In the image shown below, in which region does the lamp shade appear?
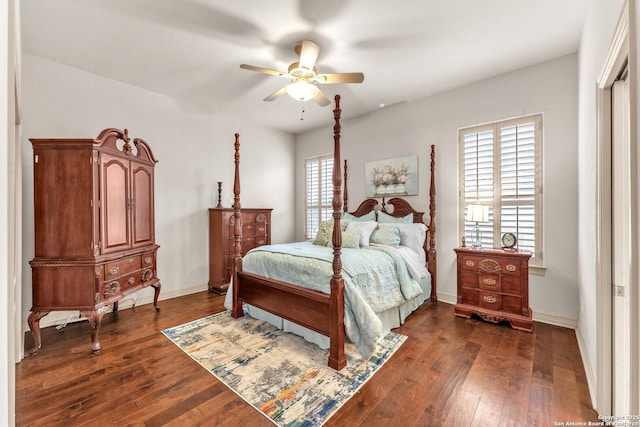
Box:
[286,81,319,101]
[465,204,489,223]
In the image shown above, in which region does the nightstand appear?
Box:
[454,247,533,332]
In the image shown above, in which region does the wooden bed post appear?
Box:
[343,159,348,213]
[329,95,347,370]
[231,133,243,318]
[428,144,437,302]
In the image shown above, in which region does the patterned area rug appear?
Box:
[162,311,406,426]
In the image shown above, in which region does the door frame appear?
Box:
[595,0,640,415]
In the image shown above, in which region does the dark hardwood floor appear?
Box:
[16,291,599,426]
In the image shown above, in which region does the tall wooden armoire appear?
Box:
[29,128,161,354]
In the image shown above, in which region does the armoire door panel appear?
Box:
[132,164,154,247]
[101,154,131,253]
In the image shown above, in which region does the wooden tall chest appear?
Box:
[208,208,272,294]
[29,128,161,354]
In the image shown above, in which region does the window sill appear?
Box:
[529,265,546,276]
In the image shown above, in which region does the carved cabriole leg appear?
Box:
[152,282,161,312]
[81,308,106,353]
[27,311,49,356]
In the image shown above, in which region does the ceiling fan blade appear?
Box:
[240,64,287,77]
[313,89,331,107]
[315,72,365,84]
[263,86,288,102]
[298,40,320,70]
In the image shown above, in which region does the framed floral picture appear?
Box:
[365,155,418,197]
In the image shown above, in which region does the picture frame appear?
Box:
[365,155,418,197]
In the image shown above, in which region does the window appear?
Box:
[305,154,334,239]
[459,114,543,266]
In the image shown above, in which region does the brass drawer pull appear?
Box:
[105,281,120,296]
[109,266,119,275]
[465,260,475,267]
[258,240,265,245]
[258,227,265,232]
[483,295,497,304]
[144,256,153,265]
[484,278,497,286]
[506,264,517,272]
[127,277,136,285]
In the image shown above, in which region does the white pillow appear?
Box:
[379,222,427,263]
[346,220,377,247]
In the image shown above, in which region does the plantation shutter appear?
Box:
[305,155,334,239]
[459,114,543,266]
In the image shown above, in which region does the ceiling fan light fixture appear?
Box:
[286,81,319,101]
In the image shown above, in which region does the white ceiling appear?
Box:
[20,0,588,134]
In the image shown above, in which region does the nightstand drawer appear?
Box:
[479,274,501,291]
[460,271,478,288]
[479,291,502,310]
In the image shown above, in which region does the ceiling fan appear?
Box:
[240,40,365,106]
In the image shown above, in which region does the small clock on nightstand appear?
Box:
[501,232,517,250]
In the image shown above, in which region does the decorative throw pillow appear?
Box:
[313,220,348,246]
[345,220,377,247]
[325,230,361,248]
[370,225,401,247]
[379,223,428,263]
[377,211,414,224]
[343,211,376,222]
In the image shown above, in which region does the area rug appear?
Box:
[162,311,406,426]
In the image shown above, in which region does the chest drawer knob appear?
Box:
[109,266,119,275]
[465,260,475,267]
[144,256,153,265]
[258,240,265,245]
[483,295,497,304]
[258,227,265,232]
[127,277,136,285]
[483,278,497,286]
[506,264,517,272]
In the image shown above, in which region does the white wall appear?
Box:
[576,0,625,409]
[296,54,580,324]
[20,54,296,333]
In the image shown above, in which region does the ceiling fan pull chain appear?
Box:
[300,101,305,121]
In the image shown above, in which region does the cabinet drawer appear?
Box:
[479,291,502,310]
[104,255,141,280]
[461,256,480,271]
[100,271,142,300]
[500,259,522,276]
[478,274,501,292]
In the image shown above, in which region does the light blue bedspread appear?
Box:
[225,241,423,357]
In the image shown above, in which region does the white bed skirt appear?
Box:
[225,276,432,350]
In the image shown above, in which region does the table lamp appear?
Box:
[466,204,489,249]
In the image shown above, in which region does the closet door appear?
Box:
[131,162,155,247]
[100,152,131,253]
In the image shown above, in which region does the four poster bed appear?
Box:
[227,95,437,370]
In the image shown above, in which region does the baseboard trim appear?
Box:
[22,284,209,333]
[436,293,577,329]
[575,324,598,412]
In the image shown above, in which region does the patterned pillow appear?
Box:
[325,230,361,248]
[377,211,414,224]
[313,220,348,246]
[370,225,401,246]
